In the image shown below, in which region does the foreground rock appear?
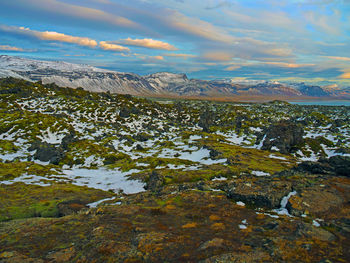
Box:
[226,178,292,208]
[261,120,304,154]
[1,189,348,263]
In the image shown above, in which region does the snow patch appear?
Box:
[251,171,270,177]
[273,191,297,217]
[87,197,116,208]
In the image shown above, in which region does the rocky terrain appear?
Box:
[1,55,350,98]
[0,77,350,262]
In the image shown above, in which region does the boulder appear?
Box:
[61,131,77,150]
[328,155,350,176]
[199,108,215,132]
[261,121,304,154]
[119,107,131,118]
[28,141,65,165]
[286,188,343,217]
[296,161,332,174]
[296,156,350,176]
[226,179,293,208]
[145,170,164,192]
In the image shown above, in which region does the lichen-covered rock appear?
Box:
[328,155,350,177]
[287,188,343,217]
[60,131,77,150]
[261,121,304,154]
[119,106,131,118]
[296,160,332,174]
[145,170,164,192]
[198,108,215,132]
[296,156,350,176]
[226,178,293,208]
[198,238,227,251]
[28,141,65,165]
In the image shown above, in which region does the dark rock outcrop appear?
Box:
[296,156,350,176]
[199,108,215,132]
[328,155,350,176]
[61,131,77,150]
[28,141,65,165]
[145,170,164,192]
[119,107,131,118]
[261,121,304,154]
[226,179,292,208]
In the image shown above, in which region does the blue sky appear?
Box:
[0,0,349,87]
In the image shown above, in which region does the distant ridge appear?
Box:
[1,55,349,98]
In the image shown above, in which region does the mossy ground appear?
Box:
[0,182,114,222]
[0,78,349,262]
[0,190,348,262]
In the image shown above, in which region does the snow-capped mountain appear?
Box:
[0,55,107,73]
[0,55,348,98]
[0,55,159,95]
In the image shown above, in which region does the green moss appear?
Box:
[0,140,18,154]
[0,182,113,221]
[0,161,59,181]
[303,136,334,156]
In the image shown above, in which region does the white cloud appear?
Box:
[120,38,177,50]
[0,25,98,47]
[100,41,130,52]
[324,56,350,61]
[163,53,196,59]
[0,45,25,51]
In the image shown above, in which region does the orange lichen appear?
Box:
[182,222,198,229]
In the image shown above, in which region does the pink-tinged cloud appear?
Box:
[325,56,350,61]
[163,53,196,59]
[0,45,25,51]
[224,65,241,71]
[0,25,97,47]
[8,0,139,30]
[201,51,233,62]
[38,31,97,47]
[152,55,164,60]
[168,11,236,44]
[264,62,315,68]
[120,38,177,51]
[100,41,130,52]
[133,54,164,61]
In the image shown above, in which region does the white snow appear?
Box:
[271,146,279,151]
[256,212,279,219]
[0,174,64,187]
[62,168,145,194]
[269,154,287,161]
[249,127,262,132]
[312,220,320,227]
[239,219,248,229]
[273,191,297,217]
[188,135,201,142]
[158,146,226,165]
[236,201,245,206]
[0,151,24,161]
[87,197,116,208]
[176,147,226,165]
[253,135,266,149]
[218,131,246,145]
[251,171,270,177]
[212,176,227,181]
[37,127,67,144]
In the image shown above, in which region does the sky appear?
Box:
[0,0,350,87]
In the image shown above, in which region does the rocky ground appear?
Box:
[0,78,349,262]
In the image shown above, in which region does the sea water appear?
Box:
[290,100,350,106]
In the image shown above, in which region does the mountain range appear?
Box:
[1,55,349,98]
